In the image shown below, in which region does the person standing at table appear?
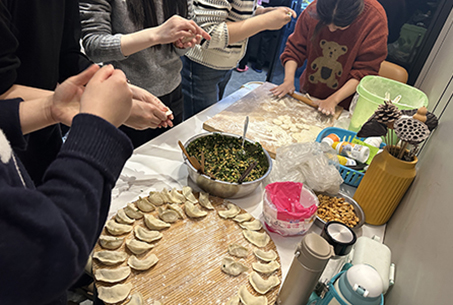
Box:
[0,0,179,185]
[79,0,210,148]
[181,0,296,120]
[0,64,134,305]
[271,0,388,115]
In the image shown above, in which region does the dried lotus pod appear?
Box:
[374,100,402,125]
[401,107,438,131]
[394,117,430,145]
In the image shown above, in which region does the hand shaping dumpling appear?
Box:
[228,243,249,258]
[253,249,278,262]
[128,253,159,271]
[184,201,208,218]
[157,207,180,223]
[99,235,124,250]
[249,271,280,294]
[105,219,133,236]
[134,226,163,243]
[233,212,253,223]
[126,238,154,255]
[239,219,262,231]
[221,257,248,276]
[218,203,241,219]
[135,196,155,213]
[115,208,135,225]
[124,202,144,219]
[198,192,214,210]
[182,186,198,203]
[93,250,128,266]
[94,266,131,283]
[144,214,171,230]
[243,230,270,248]
[252,260,280,274]
[238,285,268,305]
[148,191,164,206]
[98,283,132,304]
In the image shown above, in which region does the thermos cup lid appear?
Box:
[297,233,334,270]
[321,221,357,256]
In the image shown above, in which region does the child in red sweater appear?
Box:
[271,0,388,115]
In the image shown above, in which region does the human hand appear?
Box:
[155,15,210,46]
[51,64,100,126]
[270,79,295,98]
[263,7,296,31]
[315,98,338,116]
[80,65,133,127]
[174,33,203,49]
[128,84,173,128]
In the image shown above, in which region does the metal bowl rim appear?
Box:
[182,131,273,185]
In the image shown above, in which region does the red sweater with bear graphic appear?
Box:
[281,0,388,109]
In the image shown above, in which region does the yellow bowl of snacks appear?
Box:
[183,132,272,199]
[315,191,365,231]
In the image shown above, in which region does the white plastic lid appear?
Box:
[364,137,382,148]
[346,264,384,298]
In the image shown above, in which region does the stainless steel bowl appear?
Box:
[183,132,273,199]
[314,191,365,231]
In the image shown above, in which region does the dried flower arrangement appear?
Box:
[356,100,438,161]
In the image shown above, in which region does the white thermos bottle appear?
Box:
[277,233,334,305]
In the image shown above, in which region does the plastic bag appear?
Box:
[264,142,343,194]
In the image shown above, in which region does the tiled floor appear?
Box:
[223,65,268,98]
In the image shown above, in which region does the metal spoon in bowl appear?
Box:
[241,116,249,154]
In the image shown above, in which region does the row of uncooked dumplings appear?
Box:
[219,209,281,305]
[94,186,210,304]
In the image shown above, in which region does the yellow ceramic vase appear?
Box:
[353,146,418,225]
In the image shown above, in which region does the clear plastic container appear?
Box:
[262,184,319,236]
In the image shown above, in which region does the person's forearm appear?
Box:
[328,78,360,105]
[227,15,269,44]
[120,28,160,57]
[18,95,56,135]
[0,84,52,101]
[284,60,298,83]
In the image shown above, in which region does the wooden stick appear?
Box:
[398,142,409,159]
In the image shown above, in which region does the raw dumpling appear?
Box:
[144,214,171,230]
[184,201,208,218]
[115,208,135,225]
[125,293,144,305]
[249,271,280,294]
[128,253,159,271]
[170,188,185,204]
[93,250,128,266]
[105,219,133,236]
[228,243,248,258]
[167,203,185,218]
[98,283,132,304]
[238,285,268,305]
[243,230,270,248]
[226,295,240,305]
[135,196,155,213]
[221,257,248,276]
[252,260,280,274]
[99,235,124,250]
[94,266,131,283]
[134,226,163,243]
[148,192,164,206]
[239,219,262,231]
[198,192,214,210]
[233,213,253,223]
[218,203,241,219]
[254,249,278,262]
[157,207,179,223]
[124,202,144,219]
[159,188,173,203]
[182,186,198,203]
[126,238,154,255]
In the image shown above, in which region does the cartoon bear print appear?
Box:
[309,40,348,89]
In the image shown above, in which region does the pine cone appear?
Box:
[374,100,402,125]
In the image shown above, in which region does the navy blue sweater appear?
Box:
[0,99,133,304]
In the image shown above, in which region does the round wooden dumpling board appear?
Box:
[92,193,282,304]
